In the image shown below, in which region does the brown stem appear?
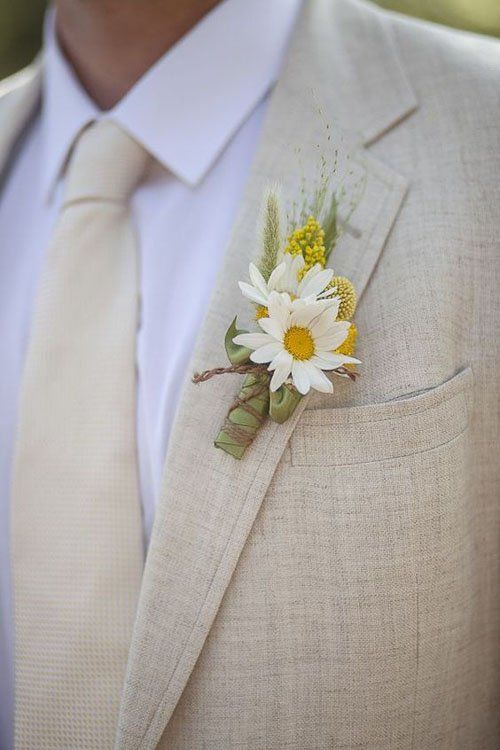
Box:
[192,363,268,384]
[335,367,358,381]
[193,363,359,384]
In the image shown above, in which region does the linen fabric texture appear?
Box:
[0,0,498,747]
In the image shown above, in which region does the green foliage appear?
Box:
[322,193,338,261]
[0,0,46,79]
[269,384,302,424]
[375,0,500,38]
[224,317,251,366]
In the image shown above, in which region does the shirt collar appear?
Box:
[41,0,302,199]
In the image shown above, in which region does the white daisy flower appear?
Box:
[238,255,337,308]
[233,292,360,395]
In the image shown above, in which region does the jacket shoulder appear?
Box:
[0,59,41,143]
[386,6,500,93]
[377,3,500,157]
[0,60,41,174]
[0,60,40,102]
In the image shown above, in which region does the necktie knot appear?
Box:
[62,120,150,206]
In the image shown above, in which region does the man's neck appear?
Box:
[55,0,223,110]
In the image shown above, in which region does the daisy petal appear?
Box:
[267,291,291,329]
[258,315,285,340]
[297,263,322,289]
[314,333,348,351]
[317,287,339,299]
[248,263,269,297]
[270,369,287,392]
[308,306,338,337]
[299,267,334,298]
[290,301,326,329]
[233,332,272,349]
[238,282,268,307]
[337,355,361,365]
[302,361,333,393]
[291,254,306,271]
[269,350,293,391]
[315,323,351,351]
[310,358,337,371]
[312,352,360,369]
[280,255,304,294]
[291,360,311,395]
[268,349,293,371]
[313,294,340,318]
[250,342,283,363]
[268,262,286,290]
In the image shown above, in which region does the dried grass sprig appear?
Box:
[258,187,282,281]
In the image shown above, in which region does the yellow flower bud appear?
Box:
[284,216,327,279]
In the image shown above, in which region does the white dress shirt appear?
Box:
[0,1,301,746]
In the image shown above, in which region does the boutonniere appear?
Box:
[193,175,360,459]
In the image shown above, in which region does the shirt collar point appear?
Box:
[167,162,206,189]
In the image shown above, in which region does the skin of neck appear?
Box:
[55,0,222,110]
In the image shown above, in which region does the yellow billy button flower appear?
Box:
[328,276,357,321]
[284,216,326,278]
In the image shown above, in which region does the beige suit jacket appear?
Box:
[1,0,499,747]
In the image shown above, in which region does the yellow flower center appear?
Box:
[255,305,269,320]
[283,326,315,361]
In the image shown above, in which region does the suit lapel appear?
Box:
[116,2,417,748]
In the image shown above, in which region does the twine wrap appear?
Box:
[214,373,270,459]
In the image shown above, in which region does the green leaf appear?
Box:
[224,317,251,365]
[268,383,302,424]
[322,191,338,261]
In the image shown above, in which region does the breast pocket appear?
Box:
[290,366,473,468]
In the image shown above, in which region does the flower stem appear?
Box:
[192,363,268,384]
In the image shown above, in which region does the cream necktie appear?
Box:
[11,120,149,749]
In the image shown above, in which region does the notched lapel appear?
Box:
[115,2,416,748]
